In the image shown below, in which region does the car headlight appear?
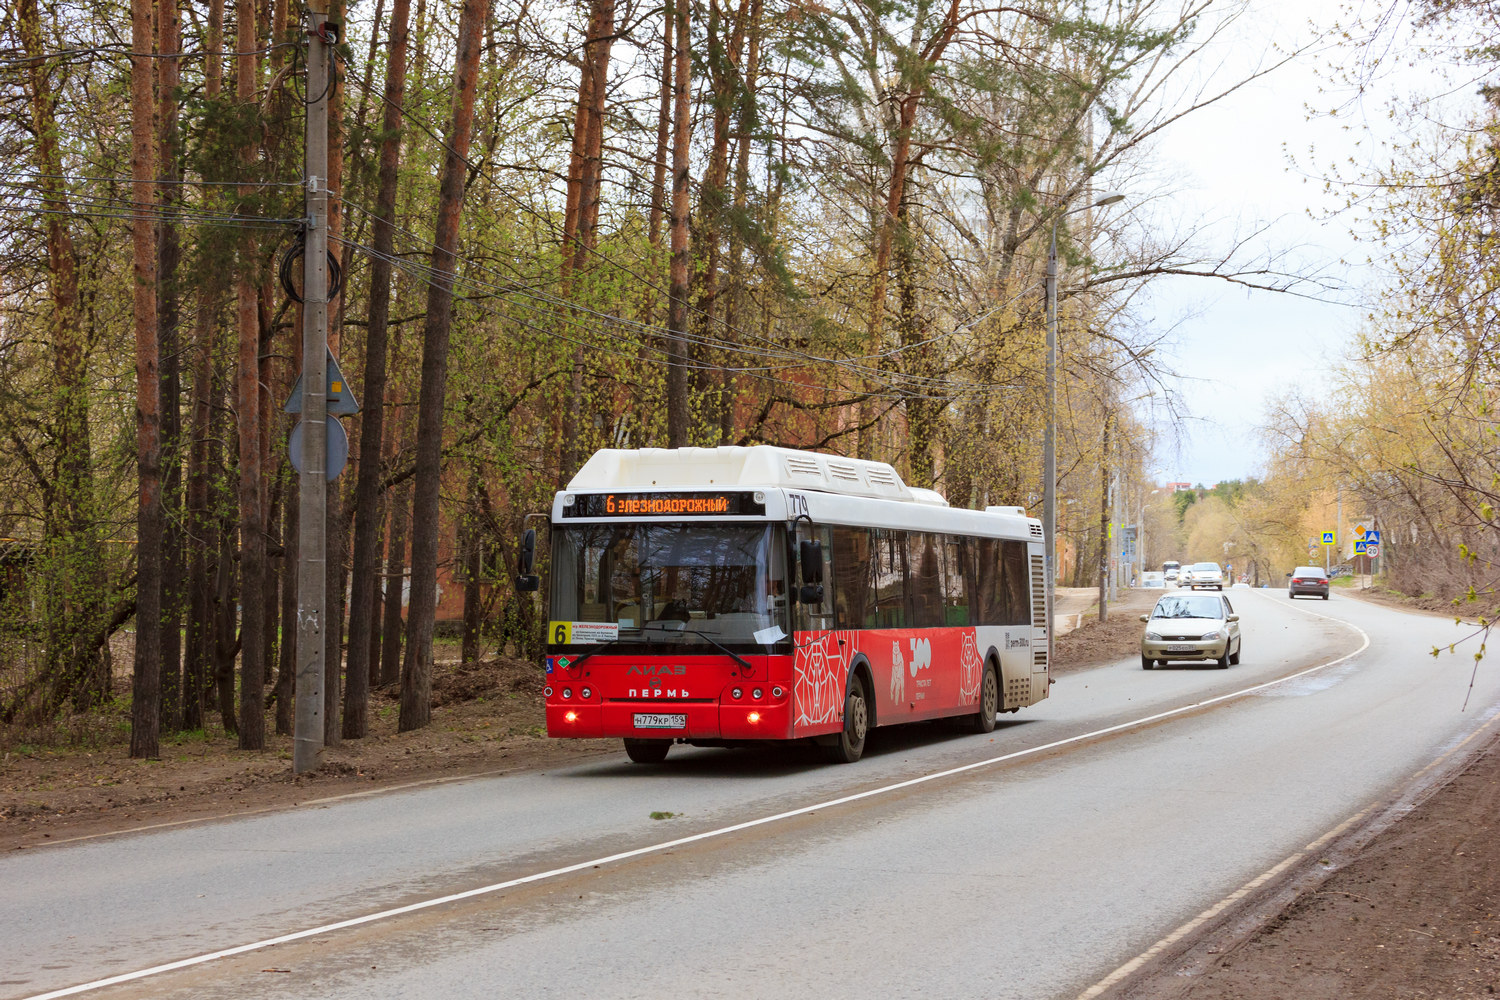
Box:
[1200,630,1222,641]
[1144,631,1162,641]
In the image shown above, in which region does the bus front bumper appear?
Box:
[545,698,793,740]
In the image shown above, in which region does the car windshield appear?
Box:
[550,523,788,647]
[1293,567,1326,577]
[1191,563,1220,572]
[1152,595,1225,620]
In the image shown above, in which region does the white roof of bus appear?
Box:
[564,446,1041,540]
[568,446,948,505]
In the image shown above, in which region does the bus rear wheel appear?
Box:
[968,663,999,733]
[623,738,671,764]
[823,673,868,764]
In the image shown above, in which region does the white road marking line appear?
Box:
[24,608,1374,1000]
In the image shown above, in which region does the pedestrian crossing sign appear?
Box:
[1321,531,1335,545]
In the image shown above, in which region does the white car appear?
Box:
[1140,591,1242,669]
[1183,561,1225,590]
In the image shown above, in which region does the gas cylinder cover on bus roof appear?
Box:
[567,446,921,502]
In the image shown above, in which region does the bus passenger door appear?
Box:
[793,523,834,634]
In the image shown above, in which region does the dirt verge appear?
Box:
[1054,588,1159,675]
[1106,727,1500,1000]
[0,656,615,852]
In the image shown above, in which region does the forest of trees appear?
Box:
[0,0,1310,758]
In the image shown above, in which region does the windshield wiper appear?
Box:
[564,628,651,670]
[647,621,755,672]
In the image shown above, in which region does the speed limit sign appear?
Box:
[1367,542,1380,559]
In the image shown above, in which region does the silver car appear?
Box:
[1184,561,1225,590]
[1140,592,1242,669]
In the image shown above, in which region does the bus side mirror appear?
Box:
[799,584,824,605]
[799,539,824,585]
[516,528,539,591]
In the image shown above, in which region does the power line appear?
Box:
[0,43,292,73]
[0,189,304,230]
[338,195,1031,394]
[330,231,1027,401]
[0,173,305,189]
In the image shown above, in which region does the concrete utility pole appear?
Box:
[294,11,332,774]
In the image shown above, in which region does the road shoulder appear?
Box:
[1092,720,1500,1000]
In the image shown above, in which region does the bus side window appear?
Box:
[874,529,907,629]
[975,538,1002,625]
[833,526,872,629]
[1001,540,1029,625]
[909,532,943,627]
[943,537,969,626]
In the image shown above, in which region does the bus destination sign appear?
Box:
[564,491,766,518]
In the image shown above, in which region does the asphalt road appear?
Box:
[7,589,1500,1000]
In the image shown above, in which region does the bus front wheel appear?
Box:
[967,663,999,733]
[623,738,671,764]
[824,673,869,764]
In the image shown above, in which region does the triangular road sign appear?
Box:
[284,348,360,415]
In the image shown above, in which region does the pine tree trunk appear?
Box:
[157,0,184,732]
[235,0,265,750]
[343,0,411,738]
[128,0,162,759]
[719,0,761,444]
[647,1,673,251]
[665,0,692,447]
[400,0,489,732]
[558,0,615,479]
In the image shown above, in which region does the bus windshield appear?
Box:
[550,523,788,648]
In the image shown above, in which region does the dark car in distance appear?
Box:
[1288,566,1330,599]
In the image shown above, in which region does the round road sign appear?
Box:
[288,417,350,481]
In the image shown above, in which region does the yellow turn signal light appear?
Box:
[747,711,761,724]
[564,710,578,723]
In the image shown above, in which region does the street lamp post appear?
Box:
[1044,191,1124,647]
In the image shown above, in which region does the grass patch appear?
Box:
[649,811,677,820]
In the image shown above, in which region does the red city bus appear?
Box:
[531,446,1050,764]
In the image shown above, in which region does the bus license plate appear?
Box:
[1166,644,1196,652]
[634,713,685,730]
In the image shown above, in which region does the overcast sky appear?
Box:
[1131,0,1455,487]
